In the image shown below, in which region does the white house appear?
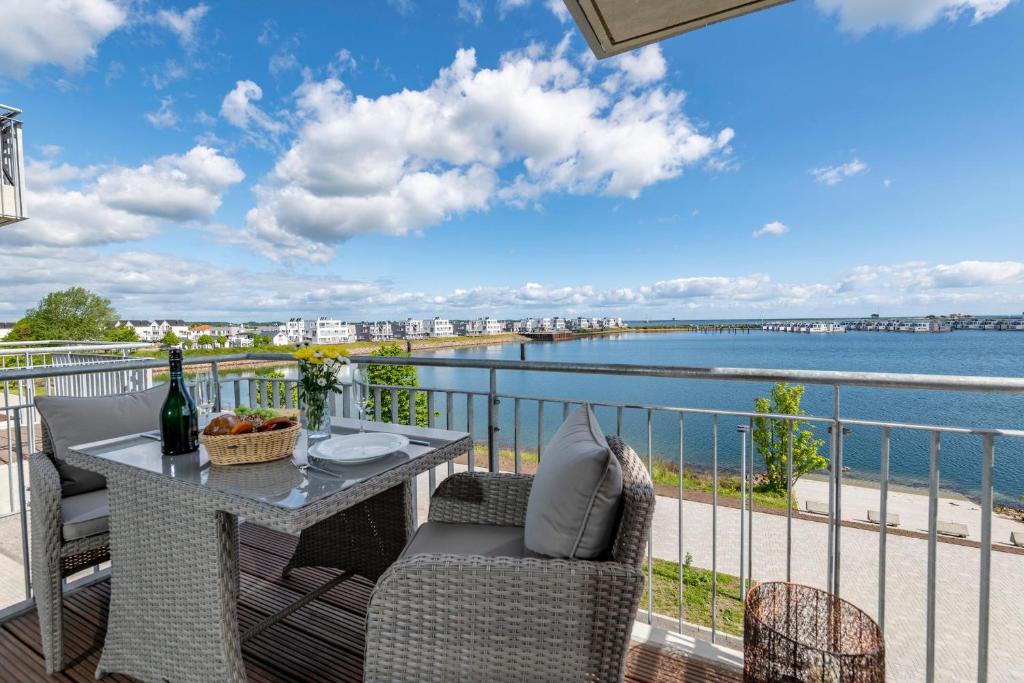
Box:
[467,317,503,336]
[428,317,455,338]
[0,321,15,340]
[119,320,159,341]
[552,317,566,331]
[404,319,427,339]
[282,318,305,345]
[573,317,591,330]
[304,317,356,344]
[271,331,291,346]
[156,320,190,340]
[602,317,625,328]
[365,321,394,342]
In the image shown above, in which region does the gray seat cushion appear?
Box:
[524,405,622,559]
[401,522,544,559]
[61,489,108,541]
[36,385,168,497]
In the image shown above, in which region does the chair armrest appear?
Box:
[29,453,63,539]
[428,471,533,527]
[366,553,644,682]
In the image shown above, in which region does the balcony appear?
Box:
[0,104,26,227]
[1,344,1022,680]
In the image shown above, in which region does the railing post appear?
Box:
[211,361,221,412]
[978,434,995,683]
[737,423,748,599]
[488,369,499,472]
[13,409,31,599]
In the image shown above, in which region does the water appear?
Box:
[407,330,1024,505]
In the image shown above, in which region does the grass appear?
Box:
[469,444,794,511]
[641,556,750,637]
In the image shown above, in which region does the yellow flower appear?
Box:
[293,345,350,364]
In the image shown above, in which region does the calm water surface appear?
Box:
[410,331,1024,505]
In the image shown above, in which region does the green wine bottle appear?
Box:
[160,348,199,455]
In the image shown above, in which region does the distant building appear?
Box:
[271,331,291,346]
[428,317,455,338]
[119,319,159,341]
[282,318,305,345]
[602,317,624,329]
[573,317,591,330]
[552,317,566,331]
[156,320,190,340]
[0,321,15,340]
[404,318,427,339]
[361,321,394,342]
[467,317,503,336]
[304,317,356,344]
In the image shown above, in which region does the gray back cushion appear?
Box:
[524,405,623,559]
[36,385,169,497]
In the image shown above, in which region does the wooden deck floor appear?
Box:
[0,523,741,682]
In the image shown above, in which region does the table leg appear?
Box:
[283,480,415,582]
[98,472,245,683]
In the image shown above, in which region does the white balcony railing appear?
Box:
[2,351,1022,681]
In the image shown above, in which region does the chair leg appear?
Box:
[33,557,64,674]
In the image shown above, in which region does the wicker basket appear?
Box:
[200,423,301,466]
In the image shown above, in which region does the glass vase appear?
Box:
[301,387,332,444]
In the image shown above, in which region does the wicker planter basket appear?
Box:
[744,582,884,683]
[199,423,301,466]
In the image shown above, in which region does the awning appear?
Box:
[563,0,791,58]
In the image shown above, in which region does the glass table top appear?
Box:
[69,418,470,511]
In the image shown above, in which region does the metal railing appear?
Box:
[0,352,1022,681]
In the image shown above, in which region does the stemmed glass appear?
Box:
[191,370,216,417]
[353,366,371,433]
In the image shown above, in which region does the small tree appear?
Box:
[160,330,180,346]
[366,343,428,426]
[104,324,139,342]
[9,287,120,341]
[753,383,827,491]
[197,334,215,348]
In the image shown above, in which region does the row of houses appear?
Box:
[111,314,630,348]
[118,320,258,347]
[841,317,1024,332]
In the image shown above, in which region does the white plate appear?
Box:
[308,432,410,465]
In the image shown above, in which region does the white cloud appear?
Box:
[815,0,1014,34]
[96,146,245,221]
[546,0,571,22]
[753,221,789,238]
[0,0,125,77]
[2,248,1022,320]
[6,147,243,247]
[811,158,867,185]
[269,51,300,75]
[387,0,416,16]
[240,43,731,262]
[145,96,178,128]
[220,80,286,135]
[458,0,484,24]
[612,46,667,86]
[155,3,209,51]
[497,0,572,22]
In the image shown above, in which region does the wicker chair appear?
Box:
[30,423,114,674]
[364,435,656,682]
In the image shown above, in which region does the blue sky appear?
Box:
[1,0,1022,321]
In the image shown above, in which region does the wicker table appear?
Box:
[65,418,471,683]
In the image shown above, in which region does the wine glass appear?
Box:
[192,370,216,417]
[353,366,370,432]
